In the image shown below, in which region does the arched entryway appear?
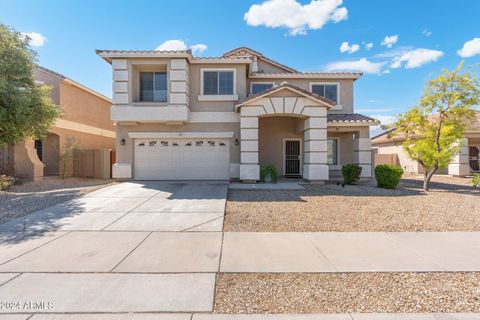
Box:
[259,116,306,178]
[236,82,333,182]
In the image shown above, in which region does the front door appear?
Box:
[284,139,302,176]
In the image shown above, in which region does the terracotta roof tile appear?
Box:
[327,113,379,123]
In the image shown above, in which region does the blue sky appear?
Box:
[1,0,479,130]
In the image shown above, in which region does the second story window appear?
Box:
[251,83,274,94]
[311,83,338,104]
[203,70,234,95]
[140,72,167,102]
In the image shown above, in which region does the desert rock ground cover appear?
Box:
[214,272,480,313]
[225,175,479,232]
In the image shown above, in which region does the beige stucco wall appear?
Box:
[115,122,240,165]
[327,132,354,166]
[188,63,248,112]
[258,116,304,174]
[256,59,288,73]
[59,82,114,131]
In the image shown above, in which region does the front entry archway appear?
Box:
[236,82,334,182]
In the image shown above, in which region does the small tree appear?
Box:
[0,24,59,147]
[389,63,479,191]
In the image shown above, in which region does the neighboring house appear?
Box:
[372,112,480,176]
[97,47,378,182]
[0,66,116,180]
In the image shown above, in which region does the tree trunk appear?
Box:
[423,167,438,191]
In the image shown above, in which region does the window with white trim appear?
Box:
[311,84,338,104]
[203,71,234,95]
[251,83,274,94]
[140,72,167,102]
[327,139,338,165]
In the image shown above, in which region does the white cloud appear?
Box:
[339,42,359,54]
[369,114,396,135]
[20,32,47,47]
[422,29,432,37]
[155,40,208,55]
[244,0,348,36]
[371,114,396,126]
[189,44,208,55]
[457,38,480,58]
[365,42,373,50]
[381,35,398,48]
[156,40,188,51]
[390,48,444,69]
[325,58,386,74]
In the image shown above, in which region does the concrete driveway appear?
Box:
[0,181,227,314]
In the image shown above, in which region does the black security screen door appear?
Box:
[285,140,301,176]
[470,146,479,172]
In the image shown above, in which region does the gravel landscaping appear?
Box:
[0,177,115,224]
[214,273,480,313]
[225,175,479,232]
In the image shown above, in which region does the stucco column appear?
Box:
[13,140,44,181]
[354,127,372,178]
[239,107,262,181]
[303,107,328,182]
[448,138,470,176]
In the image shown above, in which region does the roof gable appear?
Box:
[223,47,297,73]
[236,81,334,109]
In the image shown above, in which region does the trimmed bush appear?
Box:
[342,164,362,185]
[472,173,480,188]
[260,165,278,183]
[375,165,403,189]
[0,175,14,191]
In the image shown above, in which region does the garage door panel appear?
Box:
[134,138,230,180]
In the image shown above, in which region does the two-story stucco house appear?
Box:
[97,47,378,182]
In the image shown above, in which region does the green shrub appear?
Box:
[472,173,480,188]
[260,165,278,183]
[375,165,403,189]
[0,175,15,191]
[342,164,362,184]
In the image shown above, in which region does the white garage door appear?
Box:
[134,138,230,180]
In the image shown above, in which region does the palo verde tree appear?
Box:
[389,62,479,191]
[0,24,59,147]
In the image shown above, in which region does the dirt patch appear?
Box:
[0,177,115,223]
[225,176,479,232]
[214,273,480,313]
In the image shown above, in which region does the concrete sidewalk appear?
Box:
[221,232,480,272]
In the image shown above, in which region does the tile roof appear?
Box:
[327,113,379,124]
[223,47,298,73]
[95,49,192,54]
[237,81,336,108]
[36,65,66,79]
[250,71,363,79]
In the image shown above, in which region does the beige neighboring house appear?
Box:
[0,66,116,180]
[97,47,379,182]
[372,112,480,176]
